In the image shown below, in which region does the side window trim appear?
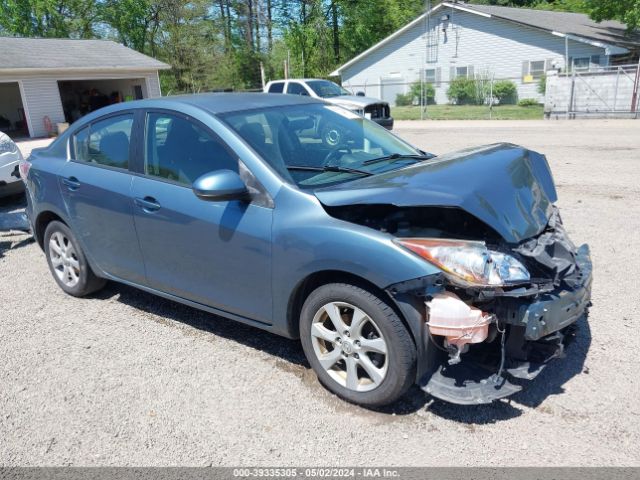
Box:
[70,111,137,173]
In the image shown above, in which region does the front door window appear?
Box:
[144,113,238,186]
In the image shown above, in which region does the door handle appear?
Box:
[62,176,81,190]
[134,196,161,212]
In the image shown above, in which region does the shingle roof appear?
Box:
[468,4,640,49]
[0,37,170,71]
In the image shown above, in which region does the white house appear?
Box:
[330,2,639,105]
[0,37,170,138]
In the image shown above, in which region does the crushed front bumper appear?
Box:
[417,244,593,405]
[495,244,592,341]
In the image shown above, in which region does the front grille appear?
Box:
[364,103,389,119]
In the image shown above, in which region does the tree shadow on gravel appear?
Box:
[95,282,591,422]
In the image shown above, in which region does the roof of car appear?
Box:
[171,92,323,113]
[267,78,329,84]
[78,93,324,123]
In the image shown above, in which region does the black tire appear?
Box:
[43,220,106,297]
[300,283,416,407]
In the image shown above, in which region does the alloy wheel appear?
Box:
[310,301,388,392]
[48,231,80,288]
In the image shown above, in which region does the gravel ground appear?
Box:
[1,119,639,466]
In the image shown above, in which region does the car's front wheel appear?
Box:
[300,283,416,407]
[44,220,106,297]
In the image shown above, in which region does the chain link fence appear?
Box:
[342,74,545,119]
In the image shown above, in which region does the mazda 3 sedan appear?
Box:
[22,93,592,406]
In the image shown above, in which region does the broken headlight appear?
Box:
[394,238,530,287]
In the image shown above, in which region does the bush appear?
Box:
[492,80,518,105]
[447,77,477,105]
[395,93,413,106]
[409,81,436,105]
[538,74,547,96]
[518,98,540,107]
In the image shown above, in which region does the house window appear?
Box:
[529,61,546,79]
[450,65,473,81]
[455,66,468,78]
[572,57,591,72]
[523,60,547,82]
[424,68,437,84]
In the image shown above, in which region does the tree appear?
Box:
[0,0,99,38]
[585,0,640,32]
[470,0,590,12]
[101,0,159,52]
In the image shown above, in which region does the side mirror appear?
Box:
[192,170,248,201]
[356,91,365,97]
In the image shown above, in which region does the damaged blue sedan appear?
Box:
[22,93,592,406]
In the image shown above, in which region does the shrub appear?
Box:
[538,74,547,96]
[492,80,518,104]
[518,98,540,107]
[447,77,477,105]
[409,81,436,105]
[395,93,413,106]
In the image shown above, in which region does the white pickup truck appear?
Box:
[264,79,394,130]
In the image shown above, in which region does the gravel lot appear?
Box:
[1,119,639,466]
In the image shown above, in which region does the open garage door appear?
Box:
[0,82,29,138]
[58,78,147,123]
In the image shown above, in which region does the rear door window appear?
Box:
[286,82,309,96]
[73,114,134,170]
[268,82,285,93]
[144,112,238,186]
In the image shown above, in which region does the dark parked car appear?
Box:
[22,93,592,406]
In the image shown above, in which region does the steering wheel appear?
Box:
[322,146,352,167]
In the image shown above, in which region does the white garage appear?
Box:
[0,37,170,138]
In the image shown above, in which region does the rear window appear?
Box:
[73,114,133,170]
[268,82,285,93]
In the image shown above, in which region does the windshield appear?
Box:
[306,80,351,98]
[220,103,424,189]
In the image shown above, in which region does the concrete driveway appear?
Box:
[1,120,638,466]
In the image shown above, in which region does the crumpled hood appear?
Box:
[315,143,558,244]
[325,95,387,108]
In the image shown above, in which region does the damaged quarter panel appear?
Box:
[314,143,558,244]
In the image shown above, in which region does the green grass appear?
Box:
[392,104,544,121]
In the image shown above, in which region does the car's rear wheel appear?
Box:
[44,220,106,296]
[300,283,416,407]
